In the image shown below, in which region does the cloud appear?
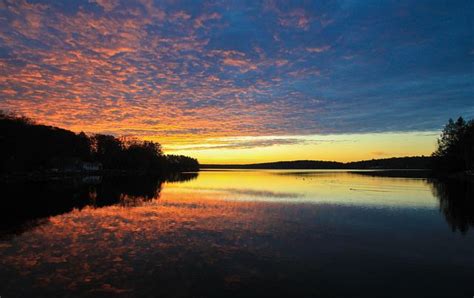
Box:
[194,12,221,29]
[276,8,311,30]
[164,136,348,151]
[371,151,388,156]
[168,138,305,151]
[89,0,120,12]
[222,57,257,73]
[306,45,331,53]
[0,0,472,152]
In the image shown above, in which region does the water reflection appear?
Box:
[428,178,474,234]
[90,175,165,207]
[0,173,198,234]
[2,171,474,237]
[349,171,474,234]
[0,171,474,297]
[166,170,437,207]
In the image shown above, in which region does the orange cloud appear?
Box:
[306,45,331,53]
[222,58,257,73]
[0,1,330,154]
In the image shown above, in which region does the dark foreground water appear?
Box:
[0,170,473,297]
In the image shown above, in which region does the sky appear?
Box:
[0,0,473,163]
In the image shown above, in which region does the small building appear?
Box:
[82,162,103,172]
[48,158,103,173]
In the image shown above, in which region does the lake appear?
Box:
[1,170,473,297]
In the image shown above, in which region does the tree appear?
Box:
[433,117,474,172]
[76,132,92,161]
[91,134,124,169]
[1,111,199,174]
[122,140,164,171]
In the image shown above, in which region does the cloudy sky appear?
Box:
[0,0,472,163]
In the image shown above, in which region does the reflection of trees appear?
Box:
[91,175,163,207]
[428,178,474,234]
[1,179,91,228]
[1,172,199,233]
[165,172,198,183]
[89,172,198,207]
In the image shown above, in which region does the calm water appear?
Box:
[1,170,473,297]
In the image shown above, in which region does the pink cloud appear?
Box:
[306,45,331,53]
[89,0,120,12]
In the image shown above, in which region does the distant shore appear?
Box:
[200,157,474,180]
[200,156,432,170]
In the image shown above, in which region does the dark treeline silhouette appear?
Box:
[0,172,198,235]
[432,117,474,172]
[203,116,474,172]
[202,156,432,170]
[0,111,199,174]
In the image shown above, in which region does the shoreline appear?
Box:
[0,169,199,183]
[2,168,473,182]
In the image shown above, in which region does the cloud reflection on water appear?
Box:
[0,170,474,297]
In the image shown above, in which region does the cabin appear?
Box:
[49,158,103,173]
[82,162,102,172]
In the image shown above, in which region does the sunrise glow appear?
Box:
[0,1,472,163]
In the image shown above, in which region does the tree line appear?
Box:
[0,111,199,174]
[1,110,472,174]
[204,117,473,173]
[201,157,432,170]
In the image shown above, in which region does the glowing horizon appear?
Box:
[0,1,472,163]
[159,132,438,164]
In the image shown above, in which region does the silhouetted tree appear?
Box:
[165,154,199,171]
[122,139,164,171]
[1,111,90,172]
[433,117,474,172]
[76,132,93,161]
[0,111,199,174]
[91,134,124,169]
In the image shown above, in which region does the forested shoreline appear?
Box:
[201,156,432,170]
[0,111,199,175]
[203,117,473,174]
[2,111,472,176]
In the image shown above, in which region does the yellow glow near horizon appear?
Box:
[163,131,439,164]
[162,170,437,208]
